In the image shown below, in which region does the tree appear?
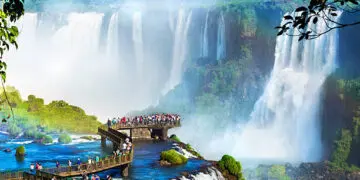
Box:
[0,0,24,121]
[276,0,360,41]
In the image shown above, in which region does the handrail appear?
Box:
[110,121,181,130]
[98,128,123,145]
[0,147,134,179]
[41,151,133,176]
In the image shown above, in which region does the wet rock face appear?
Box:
[246,162,360,180]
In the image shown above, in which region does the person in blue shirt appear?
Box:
[77,158,81,171]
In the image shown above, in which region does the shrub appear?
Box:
[16,146,25,156]
[218,155,244,180]
[42,135,53,144]
[331,129,352,168]
[58,134,72,144]
[160,149,188,165]
[268,165,291,180]
[169,134,181,142]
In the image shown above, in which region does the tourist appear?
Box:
[82,171,88,180]
[122,142,127,153]
[127,140,132,153]
[95,175,100,180]
[35,162,39,170]
[107,119,111,128]
[56,161,60,173]
[68,160,72,172]
[39,164,43,170]
[77,158,81,171]
[95,156,100,167]
[30,163,34,173]
[87,157,92,170]
[116,148,120,157]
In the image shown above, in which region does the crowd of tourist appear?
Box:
[107,113,181,128]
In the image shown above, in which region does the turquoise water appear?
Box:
[0,134,207,179]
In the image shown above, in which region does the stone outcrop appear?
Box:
[132,128,151,140]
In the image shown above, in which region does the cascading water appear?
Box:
[216,12,225,61]
[229,12,342,162]
[201,10,209,57]
[162,9,193,94]
[132,11,144,77]
[6,8,193,121]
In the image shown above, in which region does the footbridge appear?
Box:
[107,121,181,141]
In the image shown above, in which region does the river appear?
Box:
[0,134,207,179]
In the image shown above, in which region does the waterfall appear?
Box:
[201,10,209,57]
[132,11,144,77]
[231,12,342,162]
[5,10,191,121]
[106,12,120,62]
[216,12,225,61]
[162,9,193,94]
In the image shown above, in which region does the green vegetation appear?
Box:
[169,134,203,159]
[42,135,53,144]
[169,134,181,143]
[217,155,244,180]
[268,165,291,180]
[160,149,188,165]
[15,146,25,156]
[327,77,360,171]
[0,86,101,139]
[58,134,72,144]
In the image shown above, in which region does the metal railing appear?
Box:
[0,170,26,179]
[41,152,133,176]
[109,121,181,130]
[98,127,123,145]
[0,149,133,179]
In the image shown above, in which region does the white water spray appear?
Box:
[162,9,193,94]
[216,12,225,61]
[132,11,144,77]
[230,12,342,162]
[201,10,209,57]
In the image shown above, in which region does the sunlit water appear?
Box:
[0,134,207,179]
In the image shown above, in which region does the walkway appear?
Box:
[0,127,134,180]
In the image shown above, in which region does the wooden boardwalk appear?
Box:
[0,127,134,180]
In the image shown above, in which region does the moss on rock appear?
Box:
[42,135,53,144]
[218,155,244,180]
[58,134,72,144]
[170,134,181,142]
[160,149,188,165]
[15,146,25,156]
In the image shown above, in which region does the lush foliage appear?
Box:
[218,155,244,180]
[42,135,53,144]
[160,149,188,165]
[169,134,181,143]
[268,165,291,180]
[0,0,24,83]
[327,77,360,170]
[58,134,72,144]
[1,86,101,138]
[15,145,25,156]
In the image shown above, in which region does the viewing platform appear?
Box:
[0,152,133,179]
[103,121,181,141]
